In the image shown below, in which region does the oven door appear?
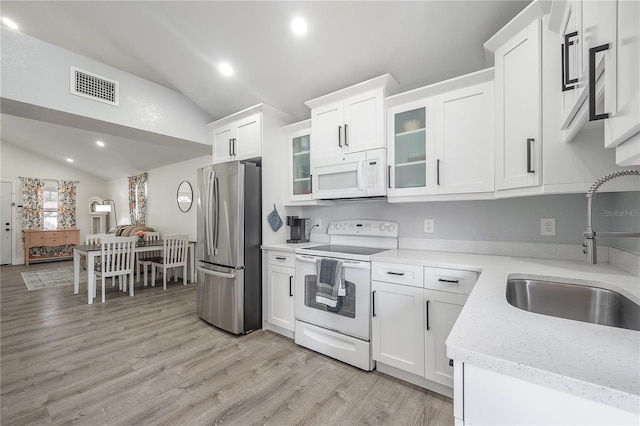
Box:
[294,254,371,340]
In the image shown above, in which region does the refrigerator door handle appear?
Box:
[197,265,236,279]
[212,173,220,256]
[205,170,215,256]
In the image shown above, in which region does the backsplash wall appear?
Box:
[301,192,639,253]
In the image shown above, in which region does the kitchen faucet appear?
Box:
[583,169,640,264]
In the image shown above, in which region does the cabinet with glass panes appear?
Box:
[388,101,430,196]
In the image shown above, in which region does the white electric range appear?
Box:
[294,219,399,370]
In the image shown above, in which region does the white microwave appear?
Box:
[312,148,386,199]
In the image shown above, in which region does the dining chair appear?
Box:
[149,234,189,289]
[80,233,112,270]
[135,231,161,285]
[94,236,136,303]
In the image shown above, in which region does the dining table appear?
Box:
[73,240,197,304]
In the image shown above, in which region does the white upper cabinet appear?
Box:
[211,112,262,163]
[386,69,495,201]
[549,0,639,165]
[494,19,542,191]
[434,81,494,195]
[306,74,399,164]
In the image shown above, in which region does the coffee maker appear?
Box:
[287,216,310,243]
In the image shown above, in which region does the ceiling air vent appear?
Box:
[70,66,119,106]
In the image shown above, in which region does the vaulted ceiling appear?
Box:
[0,1,531,179]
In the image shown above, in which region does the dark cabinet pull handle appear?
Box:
[229,139,232,156]
[310,174,313,193]
[232,138,237,156]
[563,31,579,90]
[338,125,343,147]
[387,271,405,276]
[289,276,293,297]
[589,43,610,122]
[344,124,349,146]
[438,278,460,284]
[388,165,392,189]
[436,159,441,185]
[527,138,535,174]
[426,300,430,331]
[275,256,287,261]
[372,290,377,317]
[449,359,454,367]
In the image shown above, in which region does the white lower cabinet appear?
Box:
[265,250,295,335]
[372,262,475,394]
[459,363,638,425]
[372,280,425,376]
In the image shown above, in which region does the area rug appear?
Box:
[21,266,86,291]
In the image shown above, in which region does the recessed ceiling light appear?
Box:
[1,17,19,30]
[66,158,74,163]
[219,62,233,77]
[291,17,307,36]
[96,141,105,147]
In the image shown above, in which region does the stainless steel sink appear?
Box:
[506,277,640,331]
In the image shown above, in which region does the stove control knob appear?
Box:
[335,223,341,230]
[379,224,387,231]
[387,224,396,232]
[329,223,335,230]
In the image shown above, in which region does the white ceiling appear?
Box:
[0,0,530,180]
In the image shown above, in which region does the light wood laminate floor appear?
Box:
[1,261,453,425]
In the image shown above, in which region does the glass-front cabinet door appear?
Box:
[388,100,432,196]
[284,120,314,203]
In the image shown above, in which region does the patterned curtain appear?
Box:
[20,177,44,229]
[128,172,148,225]
[57,180,77,229]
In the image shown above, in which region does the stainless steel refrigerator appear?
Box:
[196,161,261,334]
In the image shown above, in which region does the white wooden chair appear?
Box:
[149,234,189,289]
[94,236,136,302]
[135,231,161,285]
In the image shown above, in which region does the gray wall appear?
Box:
[302,192,640,252]
[610,191,640,252]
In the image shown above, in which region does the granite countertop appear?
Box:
[371,249,640,414]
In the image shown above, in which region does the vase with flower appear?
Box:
[135,230,146,244]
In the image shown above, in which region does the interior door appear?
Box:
[0,182,12,265]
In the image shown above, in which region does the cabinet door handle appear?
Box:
[232,138,237,156]
[289,276,293,297]
[338,125,343,147]
[372,290,377,317]
[387,271,405,276]
[438,278,460,284]
[275,256,287,261]
[344,124,349,146]
[436,159,441,185]
[310,174,313,193]
[229,138,232,156]
[563,31,579,90]
[426,300,430,331]
[449,359,454,367]
[387,165,392,189]
[526,138,535,174]
[589,43,610,122]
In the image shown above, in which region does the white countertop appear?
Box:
[371,249,640,414]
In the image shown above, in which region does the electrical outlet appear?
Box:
[424,219,434,233]
[541,218,556,236]
[315,219,322,231]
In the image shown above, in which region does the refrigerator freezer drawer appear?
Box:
[196,264,245,334]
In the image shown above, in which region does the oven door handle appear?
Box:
[295,254,371,270]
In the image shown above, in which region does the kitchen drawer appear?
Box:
[424,266,477,295]
[372,262,424,287]
[267,250,295,268]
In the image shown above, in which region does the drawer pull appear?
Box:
[438,278,460,284]
[449,359,454,367]
[372,290,377,317]
[274,256,287,261]
[426,300,430,331]
[289,276,293,297]
[387,271,405,276]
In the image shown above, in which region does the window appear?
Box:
[43,180,58,230]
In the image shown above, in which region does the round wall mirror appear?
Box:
[177,181,193,212]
